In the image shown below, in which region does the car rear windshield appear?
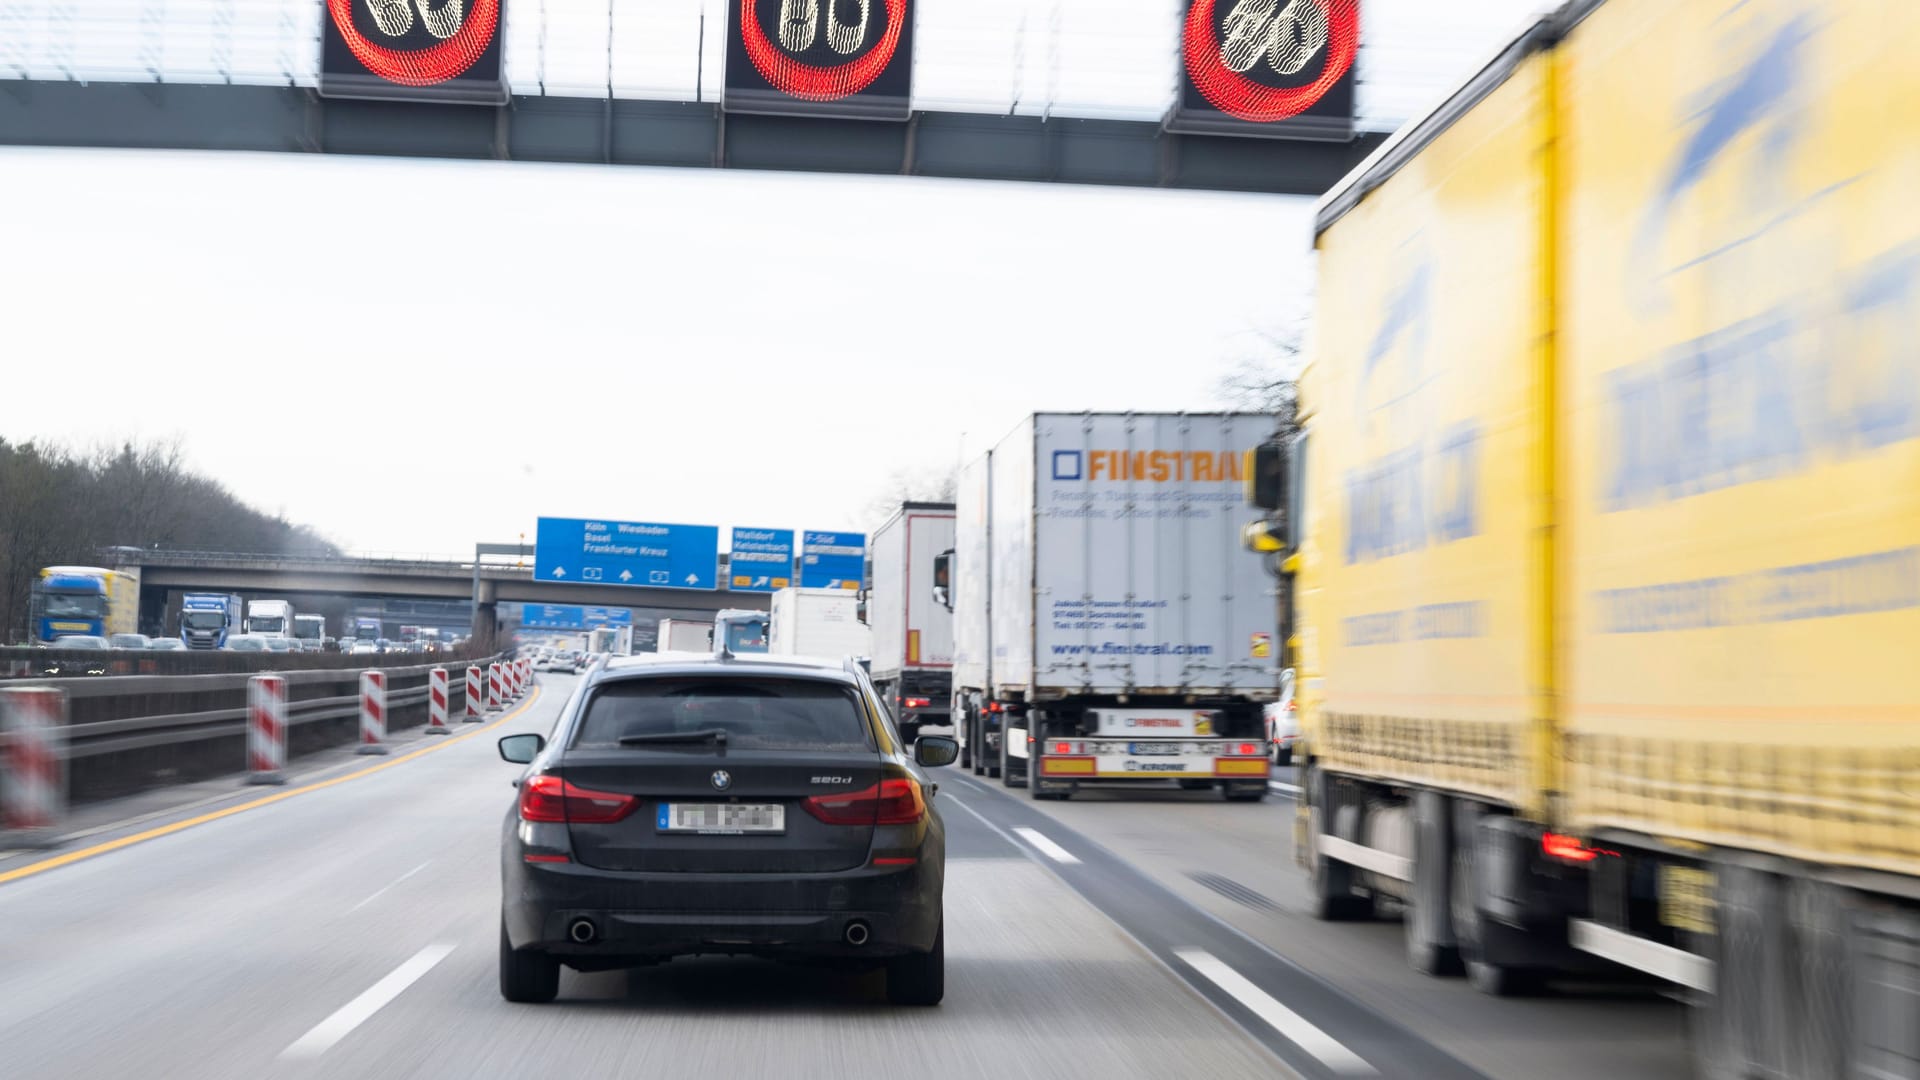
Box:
[572,676,873,752]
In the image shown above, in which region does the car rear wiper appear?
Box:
[617,728,730,747]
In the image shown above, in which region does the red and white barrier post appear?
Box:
[246,674,288,785]
[0,686,68,847]
[517,659,530,695]
[487,663,504,711]
[357,669,388,756]
[464,666,484,723]
[426,667,450,736]
[510,659,525,698]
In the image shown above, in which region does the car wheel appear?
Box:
[499,918,560,1003]
[885,921,945,1006]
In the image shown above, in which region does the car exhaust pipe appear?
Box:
[567,918,599,945]
[844,920,871,947]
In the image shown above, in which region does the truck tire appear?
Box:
[1449,832,1540,996]
[1001,722,1025,788]
[1223,785,1267,803]
[1304,767,1368,920]
[1405,790,1462,976]
[969,708,986,776]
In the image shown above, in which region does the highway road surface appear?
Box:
[0,674,1687,1080]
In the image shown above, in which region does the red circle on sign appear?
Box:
[1183,0,1358,123]
[327,0,500,87]
[738,0,909,102]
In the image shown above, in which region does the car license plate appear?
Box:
[1128,742,1180,755]
[657,802,785,834]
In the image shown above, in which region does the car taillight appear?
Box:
[517,775,639,824]
[904,697,931,709]
[802,777,926,826]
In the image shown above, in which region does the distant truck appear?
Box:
[30,566,140,644]
[768,588,872,664]
[179,592,244,650]
[1245,2,1920,1071]
[291,614,326,653]
[868,503,955,744]
[352,617,382,647]
[713,609,770,655]
[245,599,294,638]
[951,413,1277,800]
[656,618,714,653]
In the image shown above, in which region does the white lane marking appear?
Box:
[346,860,433,913]
[279,941,457,1060]
[1011,826,1081,865]
[1268,781,1301,797]
[941,795,1019,847]
[1175,947,1376,1075]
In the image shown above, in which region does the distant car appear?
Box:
[225,635,273,653]
[262,636,296,653]
[108,633,152,650]
[1264,696,1299,766]
[496,651,956,1005]
[376,638,393,653]
[148,638,187,652]
[552,651,585,674]
[351,640,380,655]
[52,635,109,649]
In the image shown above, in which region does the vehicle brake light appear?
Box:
[904,697,931,709]
[1235,742,1261,756]
[987,702,1004,713]
[802,777,926,826]
[517,775,640,824]
[1542,832,1616,863]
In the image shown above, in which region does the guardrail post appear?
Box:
[488,663,504,712]
[464,665,484,723]
[357,670,388,755]
[426,668,450,736]
[246,674,288,785]
[1,686,67,848]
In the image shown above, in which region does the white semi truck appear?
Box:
[768,587,872,664]
[869,502,956,745]
[951,413,1279,800]
[245,599,294,638]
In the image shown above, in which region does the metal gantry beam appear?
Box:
[0,81,1384,195]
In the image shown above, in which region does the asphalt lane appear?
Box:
[0,675,1291,1080]
[990,775,1691,1080]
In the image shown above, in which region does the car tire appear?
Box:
[499,918,560,1004]
[886,922,945,1006]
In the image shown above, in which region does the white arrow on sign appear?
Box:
[686,574,700,585]
[619,570,633,582]
[551,567,567,578]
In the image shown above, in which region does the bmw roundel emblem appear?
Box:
[710,770,732,791]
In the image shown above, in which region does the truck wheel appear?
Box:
[1450,837,1539,996]
[969,711,986,776]
[1223,785,1266,803]
[1405,790,1462,976]
[1304,767,1368,920]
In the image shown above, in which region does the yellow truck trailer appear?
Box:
[1260,0,1920,1074]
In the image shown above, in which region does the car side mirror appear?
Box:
[914,734,959,768]
[498,733,546,764]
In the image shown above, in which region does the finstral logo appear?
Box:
[1052,449,1247,484]
[1052,451,1084,481]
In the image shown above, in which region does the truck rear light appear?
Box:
[987,702,1004,713]
[517,775,639,824]
[904,697,931,709]
[1050,740,1090,755]
[1542,832,1617,863]
[1234,742,1261,756]
[803,778,926,826]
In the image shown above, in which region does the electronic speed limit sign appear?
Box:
[1166,0,1358,139]
[320,0,508,105]
[725,0,916,120]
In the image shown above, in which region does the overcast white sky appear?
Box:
[0,0,1543,555]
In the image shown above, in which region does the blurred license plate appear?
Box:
[657,803,785,834]
[1128,742,1180,755]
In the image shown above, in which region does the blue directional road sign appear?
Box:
[728,527,795,593]
[583,607,633,627]
[522,604,586,630]
[799,530,866,590]
[534,517,720,591]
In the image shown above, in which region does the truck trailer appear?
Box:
[1247,1,1920,1073]
[655,618,714,653]
[767,587,872,665]
[952,413,1279,801]
[868,503,955,744]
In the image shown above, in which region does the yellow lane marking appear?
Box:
[0,684,546,887]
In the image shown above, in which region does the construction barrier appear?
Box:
[487,663,504,711]
[246,673,288,785]
[0,686,67,847]
[425,668,450,736]
[464,666,484,722]
[357,669,388,755]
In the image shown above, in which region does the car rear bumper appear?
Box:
[503,859,942,960]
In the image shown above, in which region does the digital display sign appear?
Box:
[724,0,915,120]
[320,0,508,105]
[1166,0,1358,140]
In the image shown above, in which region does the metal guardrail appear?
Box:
[0,646,491,680]
[10,654,508,803]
